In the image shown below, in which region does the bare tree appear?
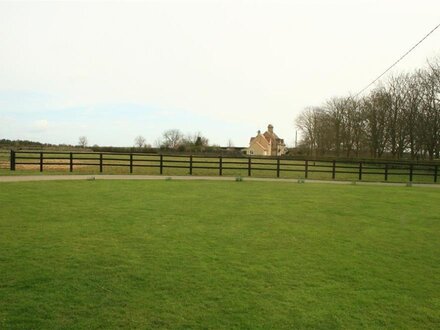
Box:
[385,73,410,158]
[295,55,440,160]
[404,72,424,159]
[194,132,209,148]
[134,135,147,148]
[362,87,390,158]
[326,97,345,156]
[159,129,184,149]
[179,132,209,151]
[418,64,440,159]
[296,107,329,156]
[78,136,88,148]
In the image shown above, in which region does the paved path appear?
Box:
[0,174,439,188]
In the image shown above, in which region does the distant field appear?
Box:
[0,151,9,168]
[0,180,439,328]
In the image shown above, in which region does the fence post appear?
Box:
[409,164,413,182]
[130,154,133,174]
[332,160,336,179]
[69,153,73,172]
[10,150,15,171]
[358,162,363,181]
[40,152,43,172]
[99,153,103,173]
[276,158,280,178]
[189,155,193,175]
[384,163,388,181]
[160,154,163,175]
[305,160,308,179]
[434,165,438,183]
[248,157,252,177]
[219,156,223,176]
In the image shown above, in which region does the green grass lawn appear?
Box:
[0,180,439,329]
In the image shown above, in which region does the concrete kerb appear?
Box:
[0,174,439,188]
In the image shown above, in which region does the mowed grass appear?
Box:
[0,180,439,329]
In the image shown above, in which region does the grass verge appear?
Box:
[0,180,439,328]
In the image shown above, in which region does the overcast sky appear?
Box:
[1,0,439,147]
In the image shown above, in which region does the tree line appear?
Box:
[133,129,219,152]
[296,56,440,160]
[2,131,238,155]
[81,130,241,155]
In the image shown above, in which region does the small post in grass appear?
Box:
[248,157,252,177]
[409,164,413,182]
[189,155,193,175]
[384,163,388,181]
[130,154,133,174]
[99,153,103,173]
[434,165,438,183]
[40,152,43,172]
[70,152,73,172]
[358,161,363,181]
[160,154,163,175]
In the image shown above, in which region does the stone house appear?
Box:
[247,124,287,156]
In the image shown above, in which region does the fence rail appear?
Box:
[8,150,440,183]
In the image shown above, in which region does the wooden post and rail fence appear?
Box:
[6,150,440,183]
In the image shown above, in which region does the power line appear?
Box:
[354,22,440,98]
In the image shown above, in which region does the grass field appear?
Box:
[0,180,439,328]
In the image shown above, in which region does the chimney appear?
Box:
[268,124,273,133]
[257,130,261,135]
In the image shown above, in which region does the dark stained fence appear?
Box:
[9,150,440,183]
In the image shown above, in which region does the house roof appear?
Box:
[263,132,285,147]
[249,125,285,149]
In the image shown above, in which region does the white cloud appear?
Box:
[31,119,49,132]
[0,115,14,125]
